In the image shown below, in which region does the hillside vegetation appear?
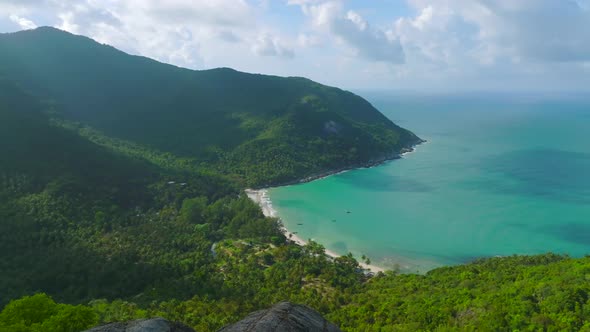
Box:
[2,254,590,331]
[0,27,420,186]
[0,27,588,332]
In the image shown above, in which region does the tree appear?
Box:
[0,294,97,332]
[178,196,208,224]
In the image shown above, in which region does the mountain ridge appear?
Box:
[0,26,422,186]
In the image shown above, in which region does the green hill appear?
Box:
[0,27,421,186]
[0,27,418,317]
[1,27,588,332]
[0,78,245,304]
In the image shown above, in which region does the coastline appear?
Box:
[245,189,386,273]
[245,141,427,274]
[252,139,427,190]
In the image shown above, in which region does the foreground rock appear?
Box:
[84,317,195,332]
[218,301,342,332]
[83,302,340,332]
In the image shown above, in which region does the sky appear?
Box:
[1,0,590,91]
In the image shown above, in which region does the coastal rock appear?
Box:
[218,301,342,332]
[83,317,195,332]
[400,147,413,154]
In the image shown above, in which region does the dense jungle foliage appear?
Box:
[0,27,421,186]
[1,27,589,332]
[3,255,590,331]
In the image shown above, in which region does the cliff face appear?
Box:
[218,301,342,332]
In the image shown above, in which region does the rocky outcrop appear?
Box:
[218,301,342,332]
[84,302,340,332]
[83,317,195,332]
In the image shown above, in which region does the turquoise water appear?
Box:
[269,93,590,273]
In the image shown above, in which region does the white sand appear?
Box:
[246,188,385,273]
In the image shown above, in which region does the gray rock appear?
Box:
[83,317,195,332]
[218,301,341,332]
[323,120,342,134]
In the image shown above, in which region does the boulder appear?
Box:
[218,301,341,332]
[83,317,195,332]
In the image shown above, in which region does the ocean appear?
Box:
[268,92,590,273]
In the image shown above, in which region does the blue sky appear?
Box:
[1,0,590,91]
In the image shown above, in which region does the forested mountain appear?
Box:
[0,27,421,186]
[0,78,244,304]
[0,27,414,330]
[1,27,589,332]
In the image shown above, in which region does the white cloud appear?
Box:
[297,33,321,47]
[395,3,476,66]
[302,1,340,27]
[334,10,404,63]
[39,0,259,69]
[400,0,590,64]
[252,33,294,58]
[294,1,405,64]
[1,0,590,90]
[411,5,433,30]
[345,11,367,31]
[127,0,253,27]
[217,30,241,43]
[287,0,323,5]
[56,11,79,33]
[9,14,37,30]
[484,0,590,62]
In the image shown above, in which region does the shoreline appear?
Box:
[252,139,427,190]
[245,141,428,274]
[245,190,387,274]
[244,141,428,274]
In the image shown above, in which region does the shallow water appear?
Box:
[269,92,590,273]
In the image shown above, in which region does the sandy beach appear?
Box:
[245,188,385,273]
